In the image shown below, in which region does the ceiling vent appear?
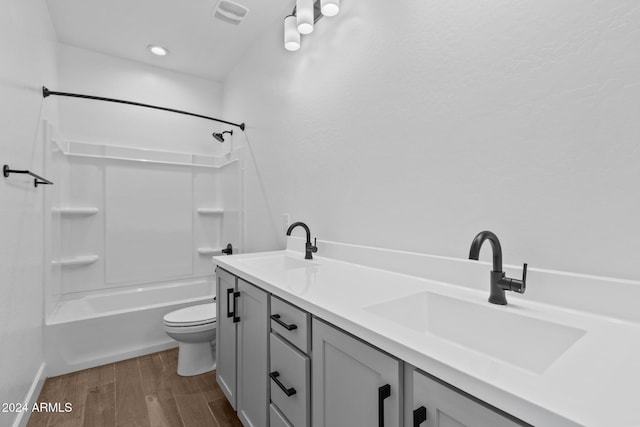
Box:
[212,0,249,25]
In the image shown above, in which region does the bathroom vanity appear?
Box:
[213,238,640,427]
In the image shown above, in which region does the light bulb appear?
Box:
[296,0,314,34]
[284,16,300,51]
[321,0,340,17]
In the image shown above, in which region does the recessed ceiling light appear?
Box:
[148,45,169,56]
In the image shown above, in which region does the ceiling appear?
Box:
[46,0,292,81]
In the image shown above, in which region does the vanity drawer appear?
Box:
[270,332,310,427]
[270,296,310,354]
[270,404,293,427]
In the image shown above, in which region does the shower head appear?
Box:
[212,130,233,142]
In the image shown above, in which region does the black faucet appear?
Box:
[468,231,527,305]
[286,221,318,260]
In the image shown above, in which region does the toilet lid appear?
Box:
[164,303,216,327]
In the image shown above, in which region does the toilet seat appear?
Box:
[164,303,216,327]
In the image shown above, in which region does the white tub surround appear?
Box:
[46,279,215,376]
[213,237,640,427]
[44,122,246,318]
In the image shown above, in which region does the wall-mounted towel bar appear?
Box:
[3,164,53,187]
[42,86,246,131]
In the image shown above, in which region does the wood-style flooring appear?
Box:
[26,348,243,427]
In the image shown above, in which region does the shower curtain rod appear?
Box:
[42,86,245,131]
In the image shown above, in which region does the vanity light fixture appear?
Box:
[284,0,339,52]
[147,45,169,56]
[296,0,314,34]
[284,15,301,51]
[320,0,339,16]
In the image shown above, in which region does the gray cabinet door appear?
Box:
[216,268,238,409]
[270,404,293,427]
[237,278,269,427]
[312,318,402,427]
[409,368,525,427]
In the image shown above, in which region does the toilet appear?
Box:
[163,303,216,376]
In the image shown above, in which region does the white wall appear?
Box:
[0,0,58,425]
[57,44,227,157]
[224,1,640,281]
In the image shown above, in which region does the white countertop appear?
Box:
[213,247,640,427]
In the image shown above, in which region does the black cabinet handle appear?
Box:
[413,406,427,426]
[378,384,391,427]
[232,291,240,323]
[226,288,234,318]
[270,314,298,331]
[269,371,297,397]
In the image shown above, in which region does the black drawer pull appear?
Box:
[232,291,240,323]
[378,384,391,427]
[413,406,427,426]
[270,314,298,331]
[226,288,234,318]
[269,371,297,397]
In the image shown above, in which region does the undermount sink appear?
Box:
[239,254,319,271]
[364,292,585,374]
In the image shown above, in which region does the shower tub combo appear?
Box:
[43,129,243,377]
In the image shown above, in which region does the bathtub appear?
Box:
[45,277,215,376]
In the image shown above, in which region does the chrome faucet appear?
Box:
[286,221,318,260]
[468,231,527,305]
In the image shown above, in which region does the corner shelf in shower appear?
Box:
[52,255,99,267]
[197,208,224,215]
[54,207,99,217]
[197,247,224,256]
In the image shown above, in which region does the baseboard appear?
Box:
[12,362,46,427]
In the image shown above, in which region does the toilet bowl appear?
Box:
[163,303,216,376]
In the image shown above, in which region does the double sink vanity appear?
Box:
[213,235,640,427]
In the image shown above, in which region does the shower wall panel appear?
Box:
[46,139,243,300]
[105,163,193,285]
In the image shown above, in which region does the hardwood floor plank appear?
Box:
[26,349,241,427]
[26,376,61,427]
[169,360,216,427]
[208,398,243,427]
[115,358,150,427]
[87,363,115,388]
[144,390,184,427]
[46,369,89,427]
[194,371,224,403]
[138,353,166,395]
[172,392,217,427]
[26,404,49,427]
[83,382,115,427]
[158,350,178,375]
